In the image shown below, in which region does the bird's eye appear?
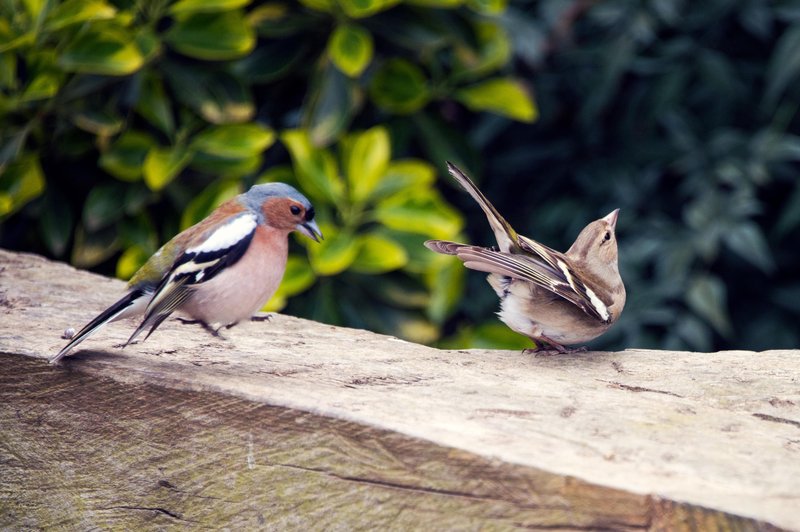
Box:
[290,205,301,216]
[603,231,611,242]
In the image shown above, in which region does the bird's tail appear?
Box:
[50,289,146,364]
[424,239,469,255]
[446,162,519,253]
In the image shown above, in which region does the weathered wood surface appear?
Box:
[0,249,798,530]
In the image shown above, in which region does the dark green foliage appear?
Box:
[1,0,798,351]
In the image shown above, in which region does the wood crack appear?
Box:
[753,413,800,429]
[598,380,684,398]
[99,505,191,522]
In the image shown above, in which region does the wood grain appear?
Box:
[0,249,797,530]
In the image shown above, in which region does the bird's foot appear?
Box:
[251,314,273,323]
[524,337,587,356]
[176,317,202,326]
[177,317,229,340]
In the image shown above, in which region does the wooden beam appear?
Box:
[0,249,797,529]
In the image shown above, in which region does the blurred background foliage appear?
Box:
[1,0,798,351]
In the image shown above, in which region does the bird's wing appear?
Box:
[454,245,611,323]
[126,213,258,344]
[446,162,520,253]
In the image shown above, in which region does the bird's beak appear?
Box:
[297,220,323,242]
[602,209,620,229]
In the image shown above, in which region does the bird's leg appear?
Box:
[176,317,202,326]
[225,321,239,330]
[250,314,273,322]
[524,335,587,356]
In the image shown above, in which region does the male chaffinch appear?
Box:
[51,182,322,364]
[425,163,625,353]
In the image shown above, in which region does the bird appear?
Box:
[51,182,322,364]
[425,162,625,353]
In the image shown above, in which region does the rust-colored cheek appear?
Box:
[261,198,302,231]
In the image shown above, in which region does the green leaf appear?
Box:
[369,59,430,114]
[455,78,537,122]
[338,0,398,18]
[328,23,373,78]
[374,191,463,239]
[166,11,255,60]
[297,0,334,12]
[135,73,174,135]
[59,28,145,75]
[230,41,308,83]
[164,64,253,124]
[466,0,506,14]
[723,222,775,273]
[191,123,275,159]
[170,0,252,15]
[249,3,317,38]
[181,179,243,229]
[426,255,465,323]
[189,152,262,177]
[99,131,155,181]
[0,154,45,218]
[143,145,192,191]
[71,109,124,137]
[686,275,732,337]
[281,129,345,204]
[351,233,408,274]
[45,0,117,31]
[116,245,150,280]
[302,63,357,147]
[404,0,461,6]
[307,226,359,276]
[83,183,125,231]
[0,53,16,90]
[372,159,435,199]
[343,126,390,203]
[764,23,800,110]
[71,224,119,268]
[20,72,62,102]
[453,20,511,81]
[39,194,73,257]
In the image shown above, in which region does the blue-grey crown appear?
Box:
[241,182,314,214]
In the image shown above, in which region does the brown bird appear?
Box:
[425,162,625,353]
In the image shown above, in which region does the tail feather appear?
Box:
[424,240,469,255]
[446,162,519,253]
[50,289,146,364]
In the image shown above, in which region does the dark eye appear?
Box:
[290,205,301,215]
[603,231,611,242]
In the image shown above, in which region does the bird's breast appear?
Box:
[181,226,289,326]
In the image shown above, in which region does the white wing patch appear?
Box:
[585,286,610,321]
[189,214,257,254]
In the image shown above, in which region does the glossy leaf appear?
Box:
[71,110,124,137]
[374,191,463,239]
[99,131,155,181]
[59,29,144,75]
[764,23,800,109]
[351,233,408,274]
[143,145,192,191]
[328,23,373,78]
[455,78,537,122]
[230,41,308,83]
[369,59,430,114]
[21,72,61,102]
[0,154,45,218]
[170,0,251,15]
[189,152,262,177]
[116,245,150,280]
[686,275,732,337]
[166,11,255,60]
[308,227,359,276]
[302,63,357,147]
[45,0,117,31]
[71,225,119,268]
[466,0,506,14]
[453,20,511,80]
[135,73,174,135]
[191,123,275,159]
[426,255,465,323]
[281,130,344,204]
[338,0,398,18]
[723,222,775,273]
[181,179,243,229]
[39,195,73,257]
[343,126,390,203]
[164,64,253,124]
[83,183,125,230]
[372,159,436,199]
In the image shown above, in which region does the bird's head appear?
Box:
[568,208,620,271]
[242,183,323,242]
